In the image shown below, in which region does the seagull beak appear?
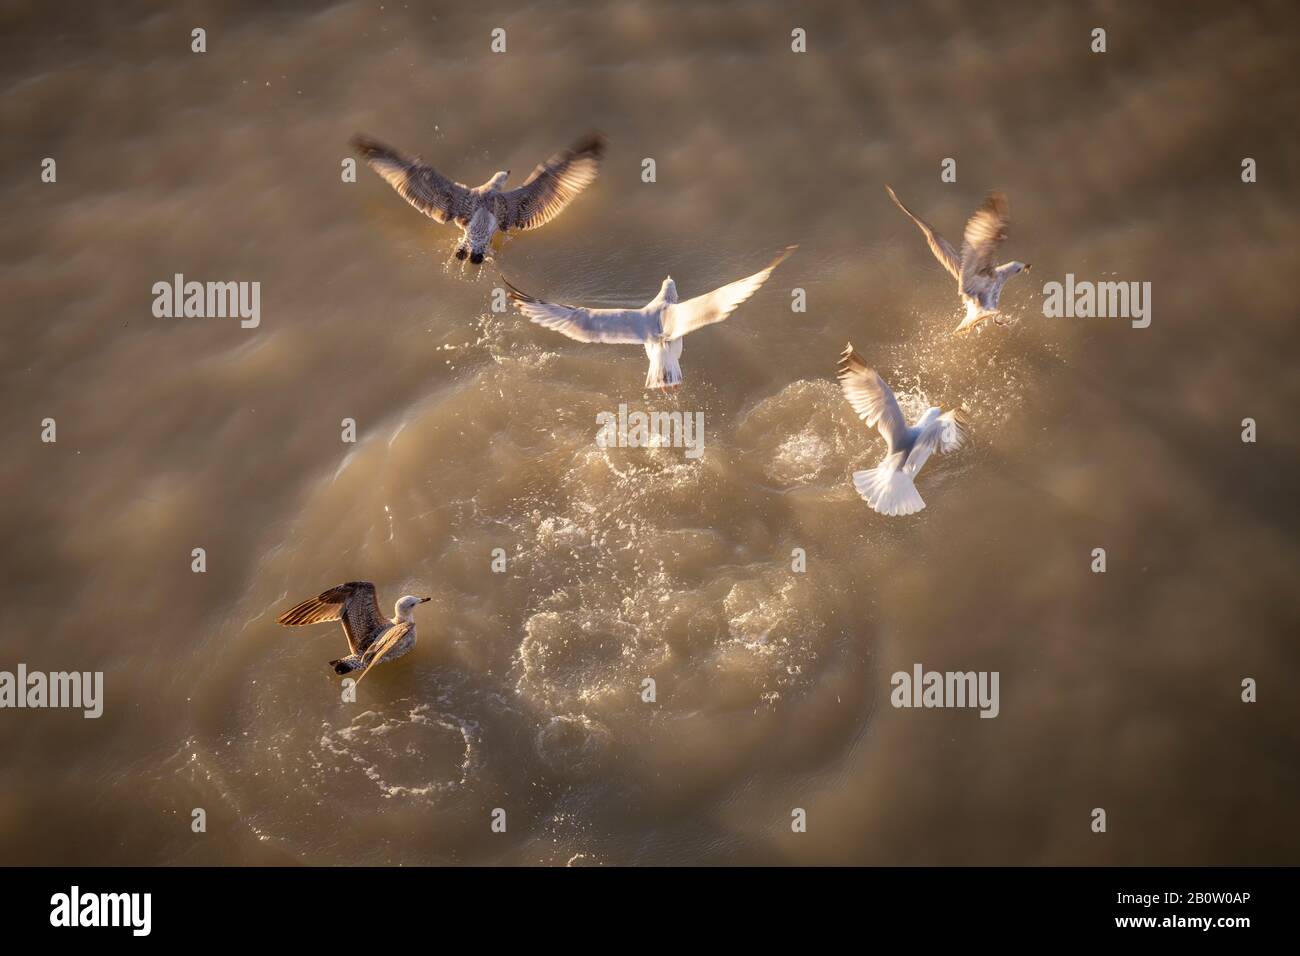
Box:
[419,597,431,603]
[1024,263,1032,272]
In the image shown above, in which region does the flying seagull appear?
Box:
[352,132,606,264]
[505,246,796,389]
[277,581,430,683]
[885,185,1031,334]
[837,343,966,516]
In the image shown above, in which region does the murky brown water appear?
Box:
[1,0,1298,865]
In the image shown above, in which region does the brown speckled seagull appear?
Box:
[276,581,429,683]
[352,132,606,265]
[885,186,1031,334]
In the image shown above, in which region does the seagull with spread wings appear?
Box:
[277,582,430,683]
[837,343,966,516]
[352,132,606,264]
[505,246,795,389]
[885,185,1031,334]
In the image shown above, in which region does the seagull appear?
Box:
[276,581,430,683]
[885,185,1031,334]
[504,246,796,389]
[352,132,606,264]
[837,343,966,516]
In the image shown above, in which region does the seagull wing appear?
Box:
[504,278,655,344]
[276,581,388,655]
[885,185,961,283]
[351,622,413,686]
[661,246,795,339]
[500,132,606,231]
[352,135,475,225]
[960,191,1010,300]
[837,343,909,453]
[904,410,967,476]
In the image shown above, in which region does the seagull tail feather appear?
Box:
[953,301,992,335]
[852,465,926,517]
[644,341,683,390]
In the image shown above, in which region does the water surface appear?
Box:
[1,0,1297,865]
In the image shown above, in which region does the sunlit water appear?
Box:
[1,1,1297,865]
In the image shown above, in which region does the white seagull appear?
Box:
[352,132,606,264]
[277,581,430,683]
[837,343,966,516]
[885,185,1031,334]
[505,247,795,389]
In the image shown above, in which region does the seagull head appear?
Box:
[660,276,678,304]
[395,594,432,621]
[489,170,510,189]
